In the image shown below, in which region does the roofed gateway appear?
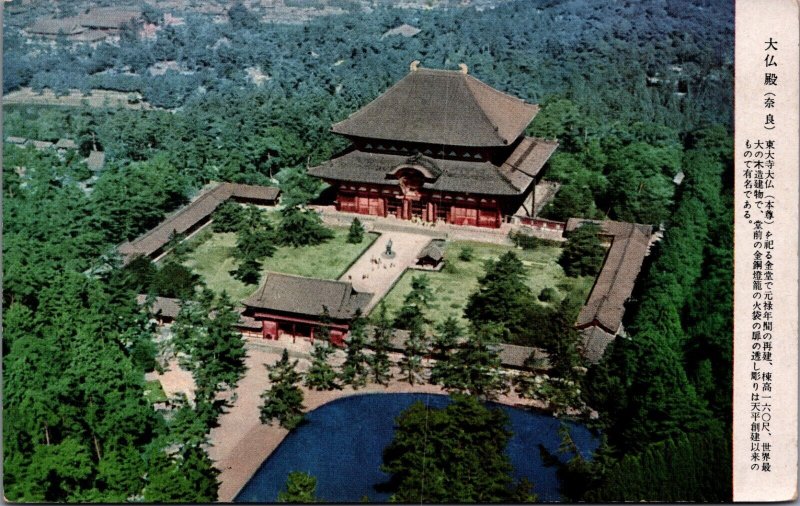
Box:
[310,63,558,228]
[242,273,373,346]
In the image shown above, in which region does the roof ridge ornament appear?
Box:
[458,63,468,74]
[410,60,421,72]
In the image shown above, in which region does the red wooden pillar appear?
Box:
[310,326,315,343]
[292,323,296,343]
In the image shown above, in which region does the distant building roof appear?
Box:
[136,294,182,320]
[331,66,540,148]
[309,137,556,196]
[118,182,280,264]
[6,136,28,145]
[27,17,85,35]
[385,327,548,370]
[243,273,373,320]
[497,343,549,369]
[30,140,54,150]
[70,29,108,42]
[55,138,78,149]
[163,13,185,26]
[566,219,653,335]
[86,150,106,171]
[672,171,685,185]
[381,23,421,39]
[77,7,142,29]
[136,294,263,329]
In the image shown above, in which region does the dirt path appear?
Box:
[338,232,431,312]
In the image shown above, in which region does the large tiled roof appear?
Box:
[331,67,540,147]
[27,18,86,35]
[567,219,653,334]
[309,137,556,196]
[243,273,372,320]
[118,182,280,264]
[76,7,142,29]
[498,137,559,190]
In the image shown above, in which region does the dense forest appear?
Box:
[4,0,733,502]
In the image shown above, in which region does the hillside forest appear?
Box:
[3,0,733,502]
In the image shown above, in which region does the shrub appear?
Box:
[539,287,558,302]
[458,245,474,261]
[509,231,557,250]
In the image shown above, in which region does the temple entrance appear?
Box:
[410,200,424,219]
[356,195,385,216]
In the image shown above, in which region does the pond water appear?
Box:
[235,393,598,503]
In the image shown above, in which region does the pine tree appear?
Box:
[464,252,533,340]
[260,350,305,429]
[278,471,318,503]
[382,395,535,503]
[305,342,341,391]
[211,200,245,233]
[368,303,393,385]
[558,223,606,277]
[438,324,507,400]
[429,317,462,386]
[347,217,365,244]
[393,275,434,329]
[232,223,275,284]
[277,206,333,247]
[340,312,370,388]
[398,312,428,386]
[172,291,247,426]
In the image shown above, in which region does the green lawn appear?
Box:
[143,380,168,404]
[376,240,595,327]
[182,227,378,301]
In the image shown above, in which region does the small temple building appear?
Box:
[309,62,558,228]
[415,239,446,269]
[241,272,373,346]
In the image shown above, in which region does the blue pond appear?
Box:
[235,393,598,503]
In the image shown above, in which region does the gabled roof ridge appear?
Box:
[459,74,507,145]
[465,75,539,144]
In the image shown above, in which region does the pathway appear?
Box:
[338,231,431,312]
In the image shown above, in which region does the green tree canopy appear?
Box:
[558,223,606,277]
[278,471,319,503]
[260,349,305,429]
[381,395,535,503]
[464,252,533,340]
